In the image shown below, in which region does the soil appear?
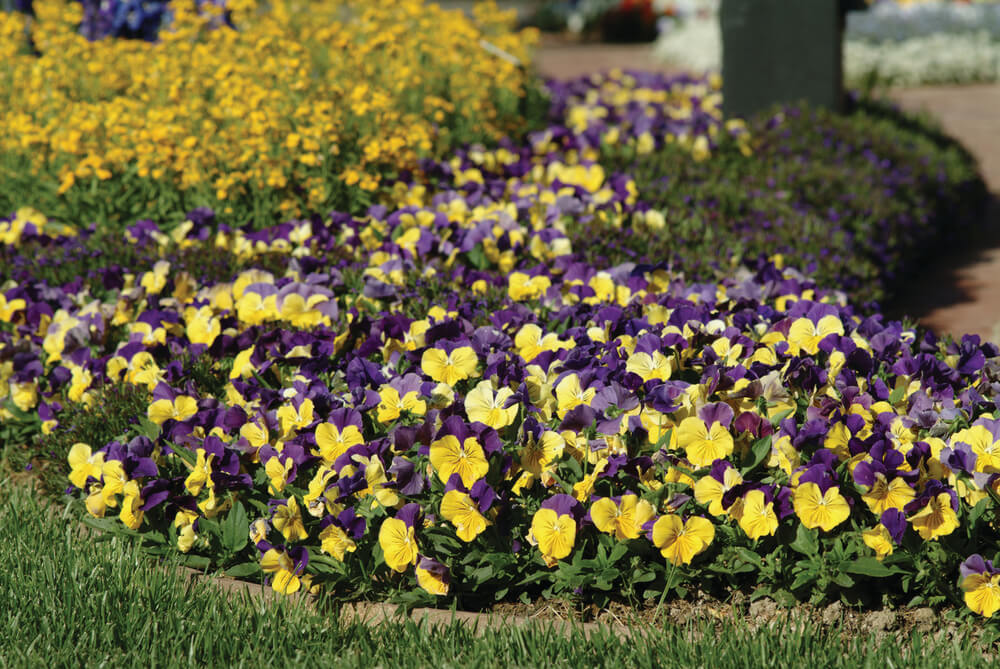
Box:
[176,558,990,643]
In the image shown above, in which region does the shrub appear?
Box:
[600,97,986,305]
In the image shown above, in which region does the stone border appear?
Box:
[176,566,637,638]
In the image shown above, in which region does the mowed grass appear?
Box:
[0,479,993,669]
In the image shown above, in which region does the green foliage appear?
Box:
[596,97,987,306]
[29,383,149,496]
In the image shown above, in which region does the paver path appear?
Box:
[535,42,1000,343]
[886,87,1000,344]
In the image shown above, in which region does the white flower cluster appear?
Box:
[847,1,1000,42]
[654,14,720,73]
[653,0,1000,86]
[845,31,1000,86]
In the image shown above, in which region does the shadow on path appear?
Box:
[884,195,1000,340]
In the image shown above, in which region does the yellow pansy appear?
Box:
[421,346,478,386]
[651,515,715,566]
[429,435,489,488]
[792,482,850,532]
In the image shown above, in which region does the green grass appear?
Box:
[0,479,994,668]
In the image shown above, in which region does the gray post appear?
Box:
[720,0,857,119]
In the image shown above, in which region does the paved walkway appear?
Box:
[887,87,1000,343]
[535,42,1000,343]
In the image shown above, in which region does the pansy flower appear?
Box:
[787,314,844,356]
[378,503,422,573]
[862,509,907,560]
[649,513,715,566]
[147,383,198,425]
[465,379,518,430]
[429,417,491,487]
[528,494,582,567]
[415,556,451,596]
[626,348,674,383]
[514,323,568,362]
[271,496,309,543]
[589,493,656,541]
[735,488,780,540]
[676,402,735,468]
[959,554,1000,618]
[118,480,145,530]
[507,271,551,302]
[512,420,565,493]
[262,449,295,495]
[792,481,850,532]
[420,344,478,386]
[353,452,401,509]
[853,455,915,516]
[554,372,596,419]
[275,397,315,440]
[183,305,222,348]
[318,509,363,561]
[312,408,364,463]
[260,545,309,595]
[183,447,215,497]
[950,418,1000,473]
[376,374,427,424]
[440,476,492,542]
[906,482,959,541]
[67,442,105,489]
[693,460,743,517]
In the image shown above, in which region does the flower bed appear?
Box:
[0,0,542,226]
[3,70,1000,619]
[597,97,985,306]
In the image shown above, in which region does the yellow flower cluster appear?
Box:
[0,0,537,219]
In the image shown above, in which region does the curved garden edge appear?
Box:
[11,472,993,646]
[172,558,990,644]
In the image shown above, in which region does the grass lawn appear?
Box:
[0,479,992,668]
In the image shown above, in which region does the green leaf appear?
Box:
[768,408,795,428]
[80,515,144,538]
[178,554,212,571]
[225,561,261,578]
[608,542,629,565]
[466,245,489,270]
[134,417,161,440]
[790,570,818,591]
[735,547,763,567]
[741,435,772,474]
[789,524,819,556]
[967,498,989,528]
[198,517,222,542]
[843,557,897,578]
[221,501,249,554]
[832,572,855,588]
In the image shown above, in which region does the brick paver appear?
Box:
[535,38,680,78]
